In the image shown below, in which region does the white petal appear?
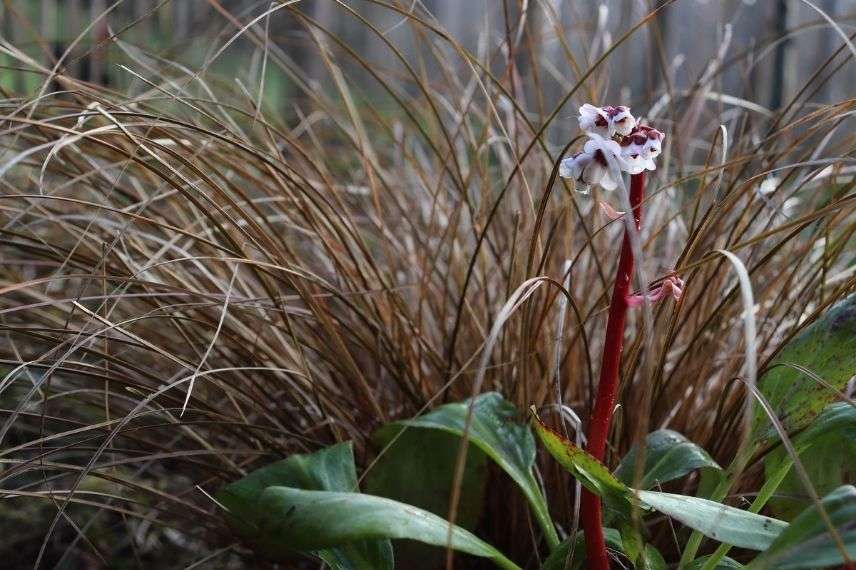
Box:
[579,104,604,119]
[583,137,600,154]
[602,139,623,156]
[579,105,609,136]
[644,140,661,158]
[585,134,622,159]
[610,109,637,136]
[622,156,647,175]
[599,172,618,191]
[581,162,606,186]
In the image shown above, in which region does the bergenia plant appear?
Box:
[562,104,676,570]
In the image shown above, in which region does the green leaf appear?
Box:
[540,529,665,570]
[540,528,622,570]
[530,407,631,512]
[798,402,856,446]
[767,434,856,521]
[216,442,392,568]
[748,485,856,569]
[257,488,521,570]
[389,393,558,548]
[685,555,744,569]
[618,518,645,566]
[641,544,668,570]
[637,490,787,551]
[765,403,856,519]
[365,426,488,569]
[615,429,722,490]
[752,294,856,442]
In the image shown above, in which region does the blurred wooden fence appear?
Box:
[0,0,851,108]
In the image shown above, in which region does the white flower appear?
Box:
[619,126,664,174]
[560,152,604,190]
[578,104,609,137]
[560,134,624,191]
[604,105,636,136]
[578,104,637,137]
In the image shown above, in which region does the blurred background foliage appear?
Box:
[2,1,853,122]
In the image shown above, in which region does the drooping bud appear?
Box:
[626,274,685,308]
[599,201,625,221]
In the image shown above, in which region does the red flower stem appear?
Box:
[581,172,645,570]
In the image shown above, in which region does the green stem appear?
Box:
[531,494,561,550]
[493,553,524,570]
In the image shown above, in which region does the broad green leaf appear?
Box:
[752,294,856,442]
[637,490,787,551]
[685,555,744,569]
[695,405,856,570]
[618,519,645,566]
[365,426,488,569]
[767,433,856,520]
[257,488,521,570]
[216,442,392,569]
[748,485,856,569]
[797,402,856,446]
[390,393,558,547]
[540,529,665,570]
[765,403,856,519]
[530,407,630,512]
[641,544,668,570]
[615,429,722,490]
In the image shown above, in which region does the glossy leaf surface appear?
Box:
[216,442,392,569]
[752,295,856,442]
[765,403,856,519]
[389,393,558,546]
[637,490,786,551]
[258,488,521,570]
[615,429,722,490]
[365,426,488,568]
[748,485,856,569]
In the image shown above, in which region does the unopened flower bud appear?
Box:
[626,274,685,308]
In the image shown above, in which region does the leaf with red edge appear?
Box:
[530,407,631,512]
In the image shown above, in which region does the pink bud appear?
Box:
[599,201,625,221]
[626,275,685,308]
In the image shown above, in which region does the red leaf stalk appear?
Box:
[581,172,645,569]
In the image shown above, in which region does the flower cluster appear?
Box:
[560,104,664,191]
